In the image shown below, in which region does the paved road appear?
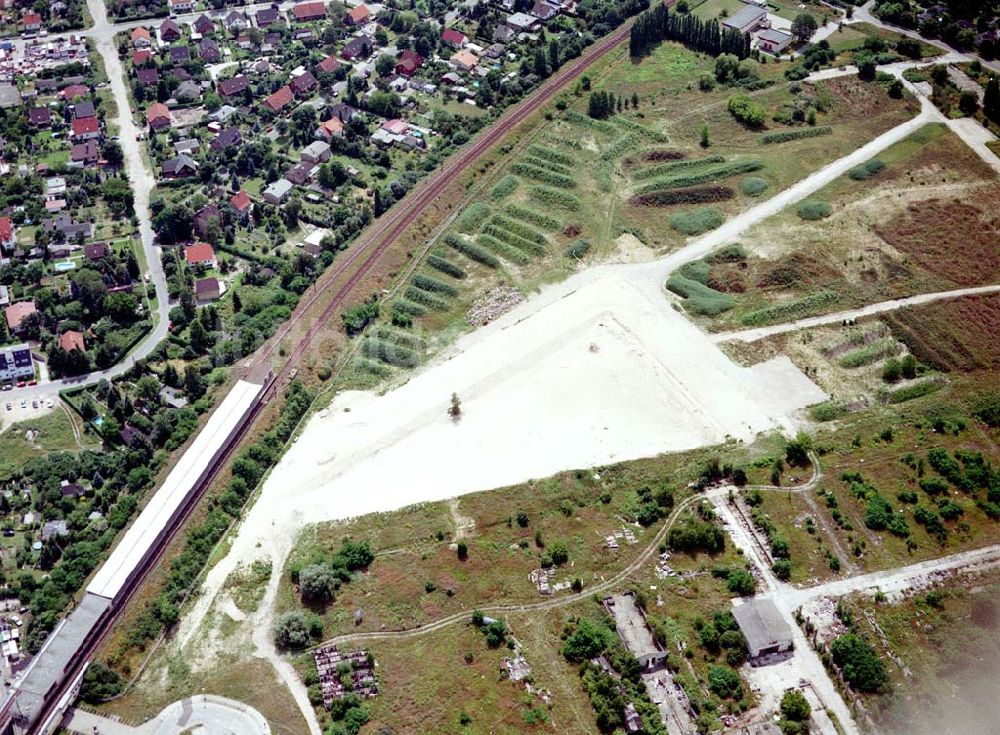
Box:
[63,695,271,735]
[711,284,1000,343]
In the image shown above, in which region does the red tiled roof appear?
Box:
[346,4,369,22]
[441,28,466,46]
[5,301,36,331]
[230,191,252,211]
[58,330,85,353]
[315,55,340,74]
[264,85,293,112]
[60,84,89,100]
[132,48,153,66]
[292,1,326,20]
[146,101,170,124]
[131,27,151,41]
[23,12,42,25]
[0,216,12,241]
[184,242,216,265]
[71,117,99,136]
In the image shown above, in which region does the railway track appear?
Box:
[252,20,634,384]
[11,21,635,735]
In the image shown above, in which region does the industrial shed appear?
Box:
[732,598,793,659]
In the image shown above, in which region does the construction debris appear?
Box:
[466,286,523,326]
[313,645,378,708]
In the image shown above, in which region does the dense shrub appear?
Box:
[796,200,832,220]
[503,203,561,231]
[666,274,734,316]
[741,291,838,326]
[476,234,531,264]
[739,176,769,196]
[838,339,901,368]
[848,158,886,181]
[412,274,458,297]
[481,224,546,256]
[456,202,491,232]
[527,144,574,167]
[633,155,726,181]
[727,94,766,127]
[759,126,832,144]
[630,186,734,207]
[488,214,547,245]
[404,286,449,310]
[444,233,500,268]
[668,207,725,235]
[362,337,420,368]
[566,240,591,258]
[831,633,888,692]
[426,254,467,280]
[635,160,764,193]
[510,162,576,188]
[528,185,582,211]
[489,175,519,200]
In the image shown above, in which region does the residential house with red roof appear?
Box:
[395,49,423,77]
[131,27,152,48]
[146,102,171,130]
[292,1,327,21]
[345,3,370,25]
[71,116,100,141]
[58,330,85,353]
[264,85,294,113]
[441,28,467,48]
[184,242,217,269]
[0,217,14,253]
[5,301,36,335]
[315,55,340,76]
[22,12,42,32]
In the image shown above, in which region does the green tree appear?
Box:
[830,633,888,692]
[790,13,817,45]
[299,564,337,604]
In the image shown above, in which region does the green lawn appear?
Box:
[0,408,85,479]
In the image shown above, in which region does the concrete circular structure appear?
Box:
[147,695,270,735]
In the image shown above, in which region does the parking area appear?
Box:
[0,392,58,432]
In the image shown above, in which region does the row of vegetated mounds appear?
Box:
[630,185,734,207]
[873,196,1000,286]
[883,294,1000,372]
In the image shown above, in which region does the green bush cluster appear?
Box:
[362,337,420,368]
[727,94,766,127]
[566,240,591,258]
[830,633,888,693]
[886,379,943,404]
[848,158,885,181]
[526,144,574,167]
[488,214,548,245]
[759,125,832,144]
[667,274,735,316]
[612,115,667,141]
[636,160,764,194]
[502,203,561,231]
[444,233,500,268]
[668,207,725,235]
[810,401,848,422]
[741,291,838,326]
[838,339,901,368]
[529,185,582,211]
[599,132,641,162]
[411,273,458,297]
[404,286,449,310]
[489,175,519,201]
[564,109,617,135]
[796,200,832,220]
[476,233,531,264]
[510,161,576,188]
[482,224,546,256]
[456,202,491,233]
[426,254,467,280]
[633,154,726,181]
[521,154,574,177]
[392,299,426,317]
[739,176,769,196]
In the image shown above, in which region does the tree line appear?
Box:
[629,4,751,60]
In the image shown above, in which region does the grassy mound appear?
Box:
[797,200,832,220]
[668,207,725,235]
[739,177,769,197]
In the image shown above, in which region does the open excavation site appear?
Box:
[181,258,826,647]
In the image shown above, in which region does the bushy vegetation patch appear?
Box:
[426,254,467,280]
[526,144,574,167]
[502,203,561,231]
[510,161,576,188]
[810,401,849,422]
[489,175,519,201]
[759,126,832,144]
[667,275,735,315]
[564,109,617,135]
[566,240,591,258]
[476,234,531,264]
[848,158,885,181]
[885,378,944,404]
[482,224,546,256]
[456,202,491,233]
[488,215,547,245]
[633,155,726,181]
[612,115,667,141]
[637,148,687,162]
[838,339,901,368]
[727,94,766,127]
[529,185,582,211]
[392,299,426,317]
[630,186,734,207]
[636,160,764,194]
[797,200,833,220]
[443,234,500,268]
[598,132,641,162]
[741,291,839,326]
[831,633,888,693]
[739,177,769,196]
[668,207,726,235]
[412,274,458,297]
[404,286,449,310]
[521,155,574,178]
[362,337,420,368]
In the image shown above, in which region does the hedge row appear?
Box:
[392,299,427,317]
[666,274,735,316]
[564,109,616,135]
[528,185,582,211]
[489,175,519,201]
[362,337,420,368]
[759,126,832,144]
[510,161,576,188]
[443,233,500,268]
[456,202,491,233]
[886,378,944,404]
[848,158,885,181]
[488,214,547,245]
[612,115,667,142]
[476,233,531,264]
[635,160,763,193]
[633,155,727,181]
[527,144,574,168]
[482,223,546,256]
[630,186,734,207]
[599,133,641,162]
[427,254,467,280]
[503,203,561,231]
[838,339,900,368]
[521,154,573,177]
[412,273,458,297]
[741,291,839,326]
[373,327,425,351]
[404,286,449,310]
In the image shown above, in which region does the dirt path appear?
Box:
[710,284,1000,344]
